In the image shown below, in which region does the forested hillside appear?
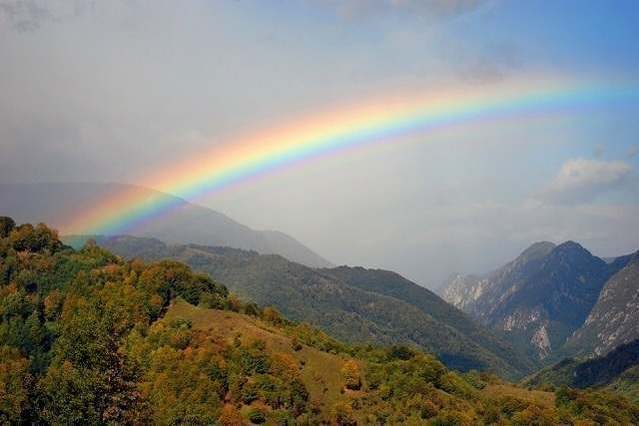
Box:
[96,235,534,378]
[1,217,638,424]
[525,340,639,404]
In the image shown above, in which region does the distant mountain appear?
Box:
[564,252,639,357]
[0,182,331,268]
[440,242,557,320]
[98,235,535,379]
[440,241,625,361]
[525,340,639,402]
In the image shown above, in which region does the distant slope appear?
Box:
[323,266,536,374]
[0,182,331,268]
[99,235,534,379]
[441,241,624,361]
[565,252,639,357]
[525,340,639,402]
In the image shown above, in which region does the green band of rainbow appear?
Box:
[63,78,639,236]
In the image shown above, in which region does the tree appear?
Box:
[8,223,62,253]
[0,347,31,423]
[341,360,362,391]
[0,217,15,239]
[262,307,283,325]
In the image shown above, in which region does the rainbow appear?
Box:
[63,77,639,236]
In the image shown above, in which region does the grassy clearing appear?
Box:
[485,384,555,408]
[164,299,350,415]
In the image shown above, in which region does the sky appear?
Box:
[2,0,639,288]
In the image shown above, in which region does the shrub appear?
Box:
[341,360,362,391]
[248,408,266,424]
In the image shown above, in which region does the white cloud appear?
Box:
[539,158,632,204]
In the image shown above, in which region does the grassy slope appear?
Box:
[164,299,352,416]
[164,299,563,423]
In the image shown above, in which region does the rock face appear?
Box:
[440,241,625,361]
[566,253,639,357]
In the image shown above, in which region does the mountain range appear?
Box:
[96,234,535,379]
[0,182,331,268]
[440,241,638,363]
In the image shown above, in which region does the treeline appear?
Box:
[0,217,638,424]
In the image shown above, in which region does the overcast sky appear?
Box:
[2,0,639,287]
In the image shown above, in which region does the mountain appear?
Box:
[0,182,331,268]
[98,235,535,378]
[564,252,639,357]
[525,340,639,403]
[440,242,557,319]
[4,220,636,424]
[441,241,625,361]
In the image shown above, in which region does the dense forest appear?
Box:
[1,217,638,424]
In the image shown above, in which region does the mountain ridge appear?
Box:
[0,182,332,268]
[564,252,639,357]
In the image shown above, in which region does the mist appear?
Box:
[2,0,639,287]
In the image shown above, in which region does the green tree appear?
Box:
[0,217,15,239]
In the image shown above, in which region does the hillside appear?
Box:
[525,340,639,403]
[1,218,638,424]
[563,253,639,358]
[323,266,536,374]
[0,182,331,268]
[441,241,627,361]
[98,235,535,378]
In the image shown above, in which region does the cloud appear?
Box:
[319,0,488,20]
[628,145,639,159]
[539,158,632,204]
[388,0,486,17]
[0,0,103,32]
[0,0,53,32]
[455,42,524,84]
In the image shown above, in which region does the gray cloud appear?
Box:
[0,0,53,32]
[318,0,488,20]
[538,158,632,205]
[0,0,98,32]
[628,145,639,159]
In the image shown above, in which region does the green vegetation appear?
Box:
[96,235,532,379]
[524,339,639,406]
[1,218,638,424]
